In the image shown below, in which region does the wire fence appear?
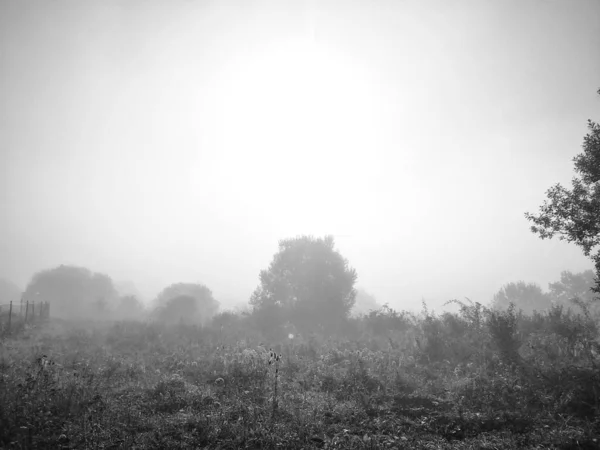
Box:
[0,301,50,334]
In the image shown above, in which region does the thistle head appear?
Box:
[268,349,281,365]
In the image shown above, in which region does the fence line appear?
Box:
[0,300,50,334]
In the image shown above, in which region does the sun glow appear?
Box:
[206,36,386,234]
[215,37,373,148]
[211,34,380,153]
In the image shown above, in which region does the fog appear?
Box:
[1,0,599,311]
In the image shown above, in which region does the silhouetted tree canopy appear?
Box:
[491,281,551,314]
[250,235,357,335]
[154,282,219,325]
[23,265,118,318]
[525,89,600,295]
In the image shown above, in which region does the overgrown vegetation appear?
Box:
[1,299,599,449]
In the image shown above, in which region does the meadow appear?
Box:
[1,301,599,449]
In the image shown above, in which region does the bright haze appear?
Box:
[1,0,599,311]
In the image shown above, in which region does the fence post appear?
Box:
[32,302,35,322]
[25,301,29,323]
[7,301,12,334]
[20,297,23,317]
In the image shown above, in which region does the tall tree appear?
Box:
[525,89,600,295]
[154,282,219,325]
[23,265,118,318]
[250,235,357,335]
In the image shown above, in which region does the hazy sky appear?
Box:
[1,0,599,311]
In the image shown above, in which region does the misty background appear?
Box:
[2,0,599,311]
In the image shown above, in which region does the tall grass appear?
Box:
[1,303,599,449]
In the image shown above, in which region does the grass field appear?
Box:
[1,310,599,449]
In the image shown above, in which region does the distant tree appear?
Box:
[250,235,357,335]
[525,88,600,296]
[116,295,146,320]
[154,282,219,325]
[351,288,381,317]
[491,281,551,314]
[0,278,21,304]
[115,280,143,301]
[23,265,118,319]
[154,294,198,325]
[548,270,597,304]
[547,269,600,315]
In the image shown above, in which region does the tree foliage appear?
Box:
[525,89,600,295]
[548,270,597,305]
[154,282,219,325]
[23,265,118,319]
[250,235,357,335]
[154,294,199,325]
[491,281,550,313]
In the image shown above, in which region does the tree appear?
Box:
[491,281,551,314]
[351,288,381,317]
[548,270,597,304]
[114,280,144,301]
[116,295,146,320]
[525,88,600,295]
[23,265,118,319]
[547,270,600,315]
[250,235,357,335]
[154,294,198,325]
[153,282,219,325]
